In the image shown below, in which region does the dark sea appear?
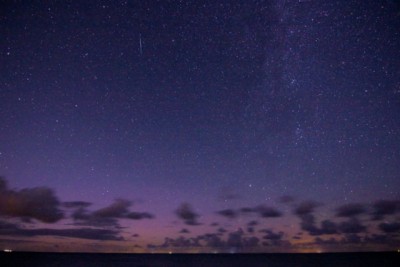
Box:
[1,252,399,267]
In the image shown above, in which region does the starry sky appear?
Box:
[1,0,400,253]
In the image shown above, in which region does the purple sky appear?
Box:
[1,0,400,253]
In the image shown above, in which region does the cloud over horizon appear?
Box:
[175,203,201,226]
[0,177,63,223]
[0,220,123,241]
[0,177,399,251]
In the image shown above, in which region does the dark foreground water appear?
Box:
[1,252,399,267]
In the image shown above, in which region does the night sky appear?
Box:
[1,0,400,253]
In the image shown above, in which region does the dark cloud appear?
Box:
[148,228,292,252]
[126,212,154,220]
[260,229,284,241]
[256,205,283,218]
[378,222,400,233]
[175,203,201,226]
[294,201,320,216]
[0,177,63,223]
[71,207,119,228]
[293,201,372,237]
[297,214,338,236]
[225,228,260,249]
[158,236,202,248]
[93,199,131,218]
[319,220,338,235]
[179,228,190,234]
[62,201,92,209]
[0,220,122,241]
[371,200,400,220]
[298,213,318,234]
[335,203,366,218]
[293,201,339,236]
[152,230,261,252]
[200,233,225,248]
[226,230,244,248]
[217,209,238,219]
[221,205,282,219]
[217,227,227,233]
[71,199,153,227]
[259,229,290,247]
[201,229,260,251]
[247,220,258,228]
[338,218,367,234]
[34,228,123,241]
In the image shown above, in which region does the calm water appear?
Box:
[1,252,399,267]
